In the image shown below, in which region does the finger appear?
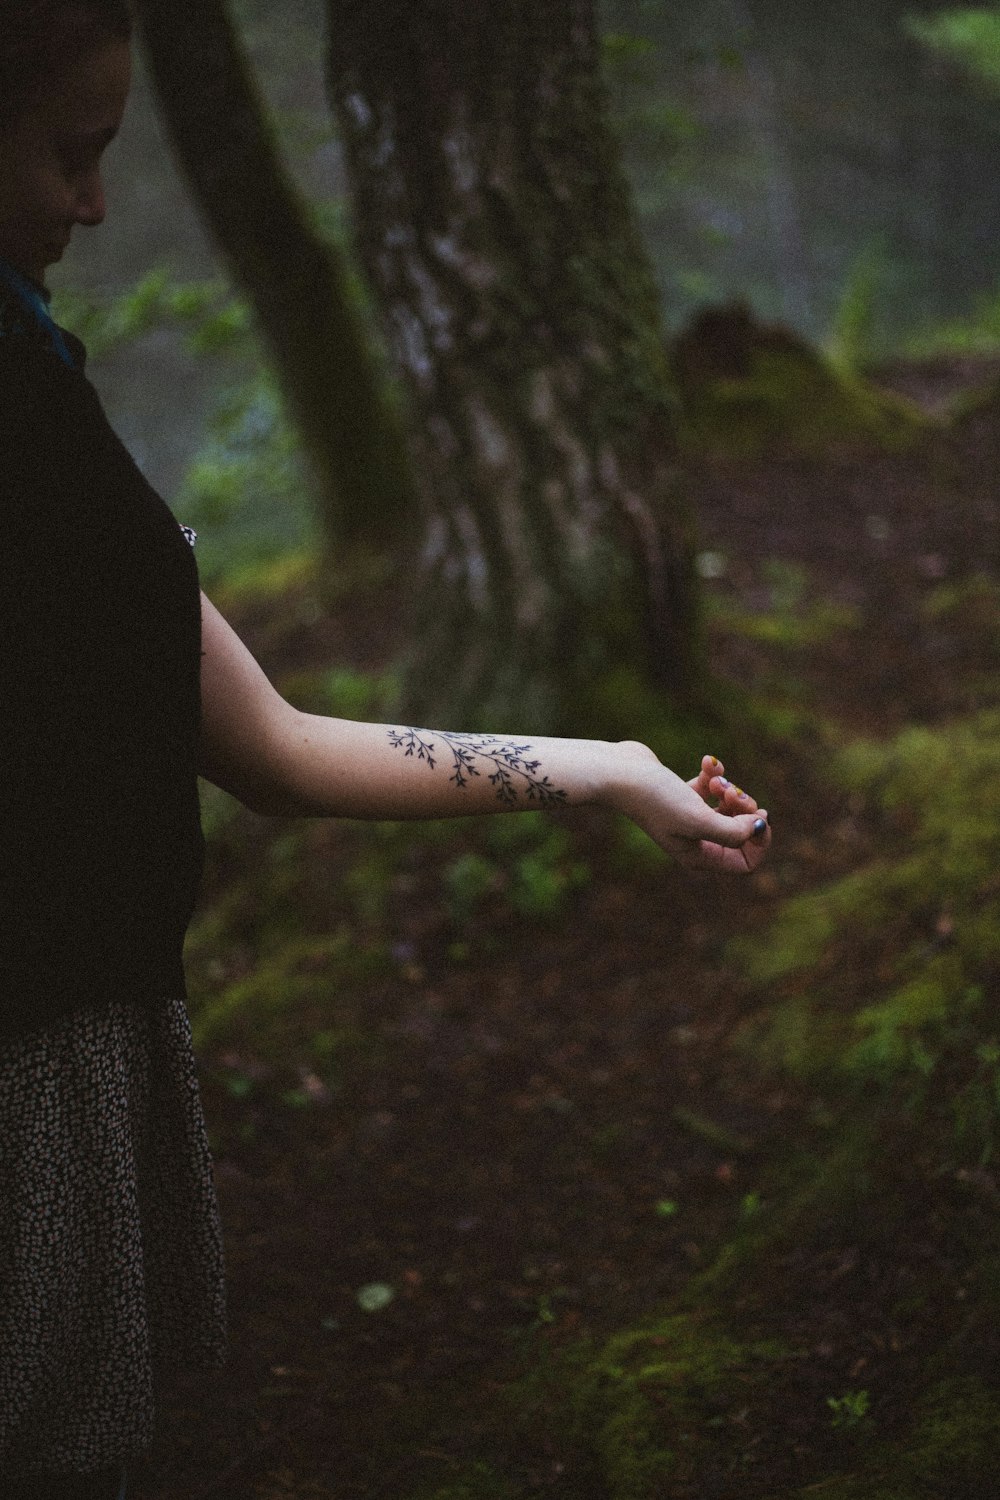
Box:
[690,755,725,800]
[677,815,771,873]
[733,815,771,869]
[709,777,759,815]
[693,807,768,850]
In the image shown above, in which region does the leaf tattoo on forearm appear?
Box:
[387,728,568,807]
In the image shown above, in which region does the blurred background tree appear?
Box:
[137,0,417,565]
[324,0,700,728]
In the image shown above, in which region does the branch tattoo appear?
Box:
[388,728,568,807]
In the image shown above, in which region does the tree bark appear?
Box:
[138,0,416,559]
[326,0,701,728]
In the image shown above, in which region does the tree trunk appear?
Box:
[138,0,416,559]
[326,0,701,728]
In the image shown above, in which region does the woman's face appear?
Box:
[0,34,132,283]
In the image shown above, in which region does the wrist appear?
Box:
[594,739,660,817]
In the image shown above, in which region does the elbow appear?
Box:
[199,707,311,817]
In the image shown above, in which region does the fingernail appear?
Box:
[709,756,719,767]
[718,777,731,788]
[753,817,768,836]
[736,789,747,798]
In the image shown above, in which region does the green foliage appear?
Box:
[575,662,718,773]
[54,268,319,589]
[906,1377,1000,1490]
[177,369,317,589]
[188,789,595,1064]
[320,668,399,720]
[602,31,657,64]
[734,709,1000,1163]
[510,837,591,920]
[443,852,498,927]
[708,561,862,650]
[442,823,591,930]
[52,268,246,362]
[614,816,671,868]
[902,285,1000,359]
[189,930,386,1053]
[825,240,889,373]
[827,1389,871,1430]
[740,1190,763,1219]
[278,666,400,720]
[186,802,404,1056]
[922,570,1000,630]
[905,7,1000,92]
[600,20,727,203]
[471,1246,1000,1500]
[895,6,1000,363]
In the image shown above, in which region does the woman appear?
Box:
[0,4,770,1496]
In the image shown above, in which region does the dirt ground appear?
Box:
[134,358,1000,1499]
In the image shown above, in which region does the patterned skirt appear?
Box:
[0,996,227,1476]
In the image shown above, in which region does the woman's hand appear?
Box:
[608,747,771,874]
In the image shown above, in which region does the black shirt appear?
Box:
[0,292,204,1037]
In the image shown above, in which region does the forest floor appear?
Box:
[135,354,1000,1500]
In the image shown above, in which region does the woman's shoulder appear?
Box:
[0,337,105,531]
[0,323,97,429]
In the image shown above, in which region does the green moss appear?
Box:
[526,1288,1000,1500]
[684,357,918,459]
[906,1378,1000,1490]
[708,595,861,650]
[385,695,1000,1500]
[671,304,927,461]
[188,930,387,1051]
[574,663,717,768]
[574,657,812,802]
[732,710,1000,1160]
[511,1313,785,1500]
[776,1377,1000,1500]
[921,571,1000,632]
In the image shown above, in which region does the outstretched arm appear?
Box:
[198,593,770,873]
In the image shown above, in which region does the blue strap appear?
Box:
[0,257,78,369]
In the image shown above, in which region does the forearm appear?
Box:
[200,591,621,820]
[199,592,770,870]
[251,712,621,820]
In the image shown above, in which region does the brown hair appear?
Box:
[0,1,134,124]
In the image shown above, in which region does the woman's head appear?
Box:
[1,2,133,125]
[0,1,133,282]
